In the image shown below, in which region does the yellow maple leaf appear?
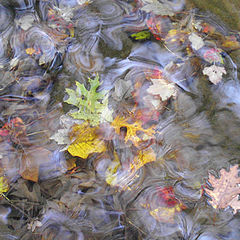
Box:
[0,176,9,197]
[67,122,106,159]
[25,48,36,55]
[130,148,156,171]
[111,116,155,146]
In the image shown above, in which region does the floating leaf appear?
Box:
[147,76,177,101]
[111,115,155,146]
[188,33,204,50]
[67,122,106,158]
[202,65,226,85]
[204,165,240,214]
[64,74,113,126]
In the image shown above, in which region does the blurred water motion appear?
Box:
[0,0,239,239]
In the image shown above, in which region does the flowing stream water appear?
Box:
[0,0,239,239]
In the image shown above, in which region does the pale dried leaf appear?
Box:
[27,220,42,232]
[205,165,240,214]
[50,115,83,149]
[16,15,35,30]
[189,33,204,50]
[203,65,226,85]
[147,78,177,101]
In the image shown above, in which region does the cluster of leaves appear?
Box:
[49,67,186,222]
[133,0,240,86]
[50,1,240,223]
[1,1,240,233]
[132,0,240,216]
[52,64,240,223]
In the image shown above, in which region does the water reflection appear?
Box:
[0,0,239,239]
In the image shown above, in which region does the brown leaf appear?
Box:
[205,165,240,214]
[19,147,52,182]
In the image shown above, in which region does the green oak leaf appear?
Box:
[64,74,113,126]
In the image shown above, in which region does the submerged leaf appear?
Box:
[142,186,186,223]
[67,122,106,158]
[140,0,175,16]
[130,148,156,171]
[64,74,113,126]
[0,117,28,144]
[202,48,224,64]
[105,152,121,186]
[19,148,52,182]
[50,115,83,150]
[106,148,156,188]
[0,176,9,196]
[222,36,240,50]
[204,165,240,214]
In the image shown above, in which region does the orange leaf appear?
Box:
[19,147,52,182]
[130,148,156,171]
[111,115,155,146]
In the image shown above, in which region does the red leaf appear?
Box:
[0,117,28,144]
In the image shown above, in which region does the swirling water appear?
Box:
[0,0,240,239]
